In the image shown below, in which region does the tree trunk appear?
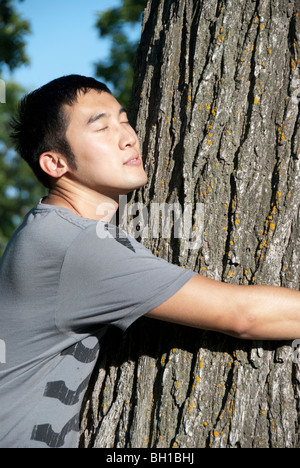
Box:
[80,0,300,448]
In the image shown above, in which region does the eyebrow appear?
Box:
[87,107,127,125]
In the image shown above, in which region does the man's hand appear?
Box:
[146,274,300,341]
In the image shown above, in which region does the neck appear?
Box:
[43,180,119,222]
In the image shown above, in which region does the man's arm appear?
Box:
[146,274,300,341]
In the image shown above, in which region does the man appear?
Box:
[0,74,300,448]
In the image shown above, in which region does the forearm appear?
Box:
[237,284,300,341]
[147,275,300,341]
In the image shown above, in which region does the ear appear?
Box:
[39,152,69,180]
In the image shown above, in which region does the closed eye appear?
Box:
[97,126,108,132]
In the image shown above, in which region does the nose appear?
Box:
[119,124,138,150]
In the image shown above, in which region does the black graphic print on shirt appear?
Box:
[30,231,138,448]
[98,223,136,253]
[30,336,100,448]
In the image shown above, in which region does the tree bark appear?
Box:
[80,0,300,448]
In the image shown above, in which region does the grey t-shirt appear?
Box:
[0,201,195,448]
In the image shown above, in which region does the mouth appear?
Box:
[123,155,142,166]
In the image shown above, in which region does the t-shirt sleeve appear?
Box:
[56,223,196,334]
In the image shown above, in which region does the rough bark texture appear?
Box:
[80,0,300,448]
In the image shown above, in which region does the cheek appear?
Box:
[74,137,113,166]
[75,142,122,183]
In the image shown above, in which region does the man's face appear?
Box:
[64,89,148,198]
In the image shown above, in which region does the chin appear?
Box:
[126,174,148,192]
[134,175,148,190]
[120,181,148,196]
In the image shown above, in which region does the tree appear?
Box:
[0,81,46,255]
[0,0,45,256]
[80,0,300,448]
[94,0,146,107]
[0,0,30,72]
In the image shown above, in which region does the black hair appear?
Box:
[10,74,111,188]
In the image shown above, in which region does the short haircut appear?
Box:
[10,74,111,188]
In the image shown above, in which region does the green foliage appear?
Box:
[94,0,147,107]
[0,82,45,256]
[0,1,45,256]
[0,0,30,72]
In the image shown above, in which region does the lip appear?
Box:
[123,155,142,166]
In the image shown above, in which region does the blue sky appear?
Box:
[4,0,139,92]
